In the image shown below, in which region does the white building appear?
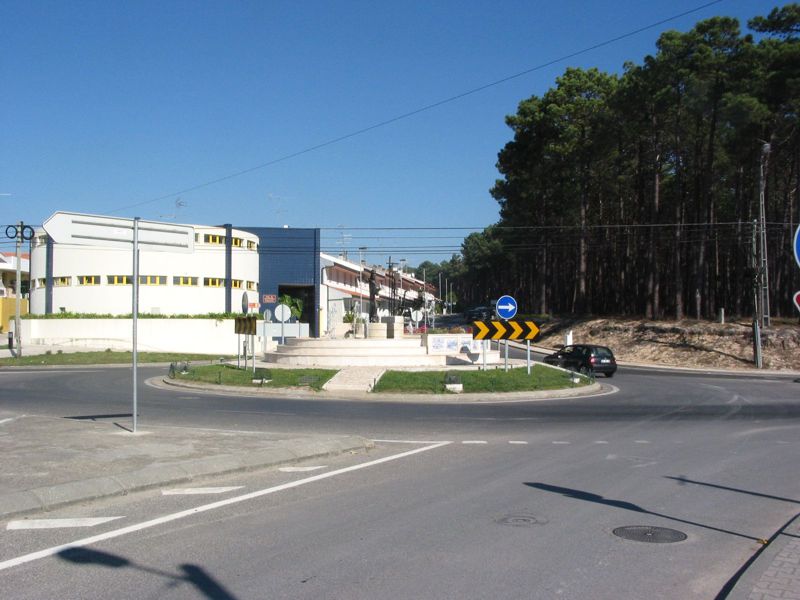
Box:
[319,252,436,336]
[29,221,260,316]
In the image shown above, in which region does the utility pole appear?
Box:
[758,142,771,328]
[7,222,33,357]
[751,220,763,368]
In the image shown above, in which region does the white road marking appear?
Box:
[508,441,528,445]
[634,440,651,444]
[552,441,571,445]
[606,454,618,460]
[594,440,609,444]
[0,418,16,426]
[7,517,123,530]
[632,462,658,468]
[279,466,326,473]
[462,440,488,445]
[0,441,451,572]
[372,439,452,444]
[162,487,244,495]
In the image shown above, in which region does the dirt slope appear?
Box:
[535,318,800,372]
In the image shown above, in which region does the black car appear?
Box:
[465,306,492,321]
[543,344,617,377]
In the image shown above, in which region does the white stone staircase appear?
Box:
[264,337,447,367]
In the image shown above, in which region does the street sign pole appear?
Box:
[483,339,487,370]
[504,339,508,372]
[42,212,195,436]
[132,217,139,433]
[527,340,531,375]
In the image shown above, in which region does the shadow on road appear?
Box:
[525,482,765,542]
[58,547,238,600]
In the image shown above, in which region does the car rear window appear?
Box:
[593,347,614,358]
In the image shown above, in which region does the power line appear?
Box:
[106,0,725,215]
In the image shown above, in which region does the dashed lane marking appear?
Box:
[0,441,451,572]
[7,517,124,530]
[508,441,528,445]
[594,440,609,444]
[372,439,452,444]
[162,487,244,495]
[279,466,326,473]
[635,440,651,444]
[462,441,488,445]
[552,441,571,445]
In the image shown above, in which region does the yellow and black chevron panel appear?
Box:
[235,315,258,335]
[472,320,540,341]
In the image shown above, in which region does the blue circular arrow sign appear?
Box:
[794,224,800,270]
[495,295,518,320]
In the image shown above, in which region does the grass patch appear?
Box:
[372,364,590,394]
[175,364,337,392]
[0,351,228,367]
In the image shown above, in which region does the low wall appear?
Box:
[22,318,250,354]
[0,298,28,333]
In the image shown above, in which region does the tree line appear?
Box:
[418,5,800,320]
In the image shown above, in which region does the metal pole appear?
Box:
[751,220,763,368]
[527,340,531,375]
[504,339,509,372]
[482,339,487,370]
[14,222,22,357]
[132,217,140,433]
[759,143,771,327]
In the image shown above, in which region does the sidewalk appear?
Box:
[0,411,371,521]
[727,513,800,600]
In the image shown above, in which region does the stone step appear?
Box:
[322,367,387,392]
[273,346,429,357]
[265,353,447,367]
[283,338,423,349]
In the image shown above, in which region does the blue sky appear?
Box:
[1,0,775,265]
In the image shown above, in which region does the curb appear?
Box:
[155,376,609,403]
[0,435,373,521]
[722,512,800,600]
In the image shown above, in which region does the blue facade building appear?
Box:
[238,226,321,337]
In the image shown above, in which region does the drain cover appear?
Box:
[496,514,546,527]
[613,526,687,543]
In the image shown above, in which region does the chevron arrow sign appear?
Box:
[471,320,540,341]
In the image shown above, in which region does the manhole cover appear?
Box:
[613,526,687,543]
[495,514,546,527]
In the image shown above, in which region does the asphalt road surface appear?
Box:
[1,364,798,599]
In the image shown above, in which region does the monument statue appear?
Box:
[368,270,379,322]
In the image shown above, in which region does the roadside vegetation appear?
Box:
[372,365,590,394]
[173,364,336,392]
[0,351,225,367]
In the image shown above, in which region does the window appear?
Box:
[78,275,100,285]
[36,278,46,288]
[247,240,257,251]
[54,276,71,287]
[204,277,224,287]
[246,281,257,291]
[139,275,166,286]
[232,237,243,248]
[108,275,131,285]
[173,276,198,286]
[231,279,242,289]
[203,234,224,245]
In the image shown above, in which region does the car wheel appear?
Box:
[579,366,590,376]
[606,372,615,378]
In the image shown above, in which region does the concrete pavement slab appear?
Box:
[0,412,372,520]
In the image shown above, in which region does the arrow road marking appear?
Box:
[162,487,244,495]
[7,517,124,530]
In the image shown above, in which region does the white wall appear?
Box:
[29,225,260,316]
[22,318,250,354]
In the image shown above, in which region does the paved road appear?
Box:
[0,365,798,599]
